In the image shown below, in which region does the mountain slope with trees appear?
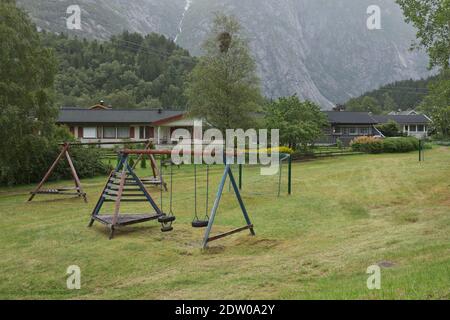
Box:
[344,76,435,113]
[41,31,197,109]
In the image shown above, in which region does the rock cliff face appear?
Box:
[18,0,431,109]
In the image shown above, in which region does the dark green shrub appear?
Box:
[383,137,420,153]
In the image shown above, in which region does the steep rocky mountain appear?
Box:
[17,0,432,109]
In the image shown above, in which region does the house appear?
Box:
[372,114,431,139]
[57,106,195,147]
[57,106,432,148]
[317,111,431,146]
[317,112,383,145]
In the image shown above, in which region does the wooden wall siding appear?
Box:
[130,127,135,139]
[78,127,83,138]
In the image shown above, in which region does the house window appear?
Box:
[117,127,130,139]
[342,128,349,135]
[103,127,116,139]
[417,125,424,132]
[409,125,417,132]
[360,127,369,135]
[349,127,357,135]
[404,125,409,131]
[333,127,342,135]
[83,127,97,139]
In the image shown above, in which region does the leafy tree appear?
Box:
[396,0,450,69]
[419,70,450,137]
[376,120,402,137]
[431,106,450,137]
[0,2,108,185]
[186,14,263,132]
[265,96,328,150]
[346,96,382,114]
[0,1,57,184]
[382,93,398,112]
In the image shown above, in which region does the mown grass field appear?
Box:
[0,147,449,299]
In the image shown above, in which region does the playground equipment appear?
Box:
[28,140,165,202]
[97,149,262,248]
[88,151,175,239]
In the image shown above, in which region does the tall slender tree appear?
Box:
[186,14,263,132]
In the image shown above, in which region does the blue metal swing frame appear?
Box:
[201,161,255,249]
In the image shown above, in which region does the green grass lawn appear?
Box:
[0,147,449,299]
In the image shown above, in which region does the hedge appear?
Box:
[351,136,421,154]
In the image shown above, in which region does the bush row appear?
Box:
[350,136,423,154]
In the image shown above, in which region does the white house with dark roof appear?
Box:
[57,105,196,147]
[318,111,431,145]
[372,114,431,139]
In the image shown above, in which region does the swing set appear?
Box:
[89,149,291,248]
[28,140,165,202]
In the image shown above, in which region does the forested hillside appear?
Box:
[41,31,197,109]
[344,76,436,113]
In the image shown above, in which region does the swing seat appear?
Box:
[161,226,173,232]
[191,220,209,228]
[158,215,176,224]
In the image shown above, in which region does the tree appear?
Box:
[0,1,57,184]
[382,93,398,112]
[376,120,402,137]
[419,69,450,137]
[186,14,262,132]
[346,96,382,114]
[431,106,450,137]
[396,0,450,69]
[265,96,328,150]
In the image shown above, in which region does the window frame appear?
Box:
[117,126,130,139]
[103,126,116,139]
[83,127,97,139]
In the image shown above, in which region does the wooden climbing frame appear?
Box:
[28,140,163,203]
[88,153,169,239]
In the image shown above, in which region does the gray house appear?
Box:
[317,111,431,146]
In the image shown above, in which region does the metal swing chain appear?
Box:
[160,156,164,212]
[193,164,199,220]
[169,161,174,215]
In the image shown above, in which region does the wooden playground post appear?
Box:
[28,143,87,202]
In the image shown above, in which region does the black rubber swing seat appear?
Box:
[191,220,209,228]
[158,215,176,224]
[161,226,173,232]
